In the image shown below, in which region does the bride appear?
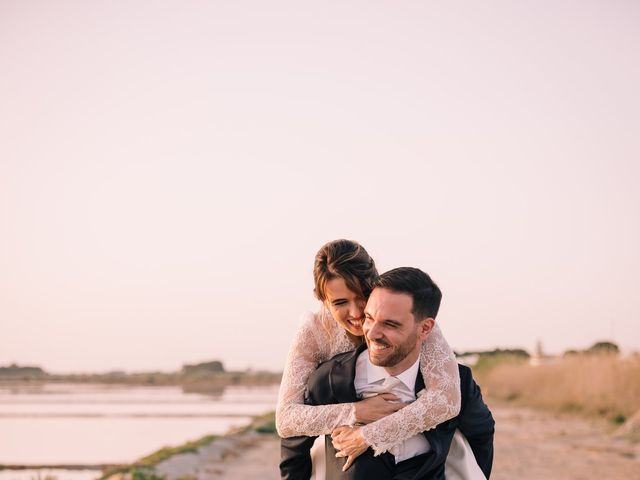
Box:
[276,240,483,478]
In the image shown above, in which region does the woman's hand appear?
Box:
[331,426,368,471]
[354,393,404,424]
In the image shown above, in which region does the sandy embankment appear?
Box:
[152,404,639,480]
[153,431,280,480]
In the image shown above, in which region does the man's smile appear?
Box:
[368,339,391,351]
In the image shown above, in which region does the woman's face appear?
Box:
[324,277,366,337]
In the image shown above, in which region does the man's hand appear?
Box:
[331,425,368,471]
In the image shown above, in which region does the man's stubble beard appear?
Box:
[368,328,420,368]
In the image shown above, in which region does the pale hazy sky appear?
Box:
[1,1,639,373]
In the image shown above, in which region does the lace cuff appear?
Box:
[277,401,357,437]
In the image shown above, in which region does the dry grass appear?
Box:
[474,354,640,422]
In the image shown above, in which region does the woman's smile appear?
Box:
[324,277,366,337]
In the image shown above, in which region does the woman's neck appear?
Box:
[346,332,363,347]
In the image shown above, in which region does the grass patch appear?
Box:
[99,435,217,480]
[137,435,216,464]
[611,413,627,425]
[248,411,277,434]
[130,468,165,480]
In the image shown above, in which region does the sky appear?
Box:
[1,0,639,373]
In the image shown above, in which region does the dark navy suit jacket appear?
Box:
[280,343,495,480]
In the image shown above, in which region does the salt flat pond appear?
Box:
[0,382,279,480]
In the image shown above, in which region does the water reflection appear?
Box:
[0,383,278,466]
[180,383,226,397]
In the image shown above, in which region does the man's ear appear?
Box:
[419,318,435,340]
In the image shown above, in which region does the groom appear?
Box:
[280,267,494,480]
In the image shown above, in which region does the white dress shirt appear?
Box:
[353,349,430,463]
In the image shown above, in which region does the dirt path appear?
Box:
[206,435,281,480]
[154,432,281,480]
[158,405,639,479]
[491,405,639,480]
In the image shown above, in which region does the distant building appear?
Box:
[528,340,559,367]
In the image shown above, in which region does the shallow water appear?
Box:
[0,382,278,473]
[0,469,102,480]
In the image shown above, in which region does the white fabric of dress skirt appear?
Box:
[310,435,326,480]
[445,430,487,480]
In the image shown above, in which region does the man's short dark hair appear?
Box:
[372,267,442,320]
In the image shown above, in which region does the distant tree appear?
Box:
[587,341,620,355]
[182,360,225,376]
[562,349,580,357]
[0,364,47,377]
[483,348,530,359]
[457,348,531,359]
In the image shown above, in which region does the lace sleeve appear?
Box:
[359,323,461,456]
[275,313,357,437]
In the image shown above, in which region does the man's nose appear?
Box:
[366,321,383,339]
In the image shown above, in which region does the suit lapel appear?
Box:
[329,342,367,403]
[415,370,425,393]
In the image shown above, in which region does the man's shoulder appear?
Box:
[455,363,487,413]
[313,347,361,376]
[458,363,472,380]
[305,346,362,406]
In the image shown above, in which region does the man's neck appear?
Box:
[384,348,420,377]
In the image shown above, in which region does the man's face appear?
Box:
[363,287,434,375]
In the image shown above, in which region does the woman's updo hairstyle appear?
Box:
[313,239,379,302]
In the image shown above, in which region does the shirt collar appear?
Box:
[365,352,421,391]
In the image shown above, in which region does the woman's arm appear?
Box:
[359,323,461,455]
[275,312,356,437]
